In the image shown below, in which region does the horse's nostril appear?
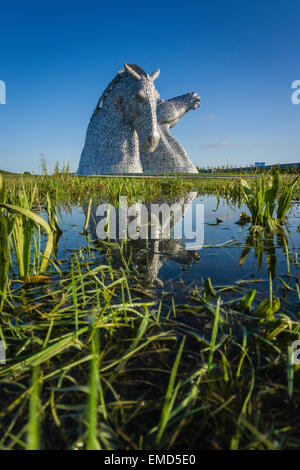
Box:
[147,135,159,148]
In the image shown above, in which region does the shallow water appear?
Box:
[52,194,300,317]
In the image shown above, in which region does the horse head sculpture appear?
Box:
[77,64,161,175]
[122,64,160,152]
[77,63,200,175]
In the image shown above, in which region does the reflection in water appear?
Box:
[86,193,201,285]
[55,194,299,313]
[239,228,291,279]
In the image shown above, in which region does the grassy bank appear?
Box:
[2,172,300,205]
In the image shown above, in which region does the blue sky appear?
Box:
[0,0,299,173]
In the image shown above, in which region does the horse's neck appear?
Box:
[97,93,137,148]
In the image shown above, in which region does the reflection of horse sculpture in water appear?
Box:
[131,193,200,284]
[85,193,200,285]
[77,64,200,175]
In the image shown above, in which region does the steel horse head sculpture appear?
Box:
[78,64,161,175]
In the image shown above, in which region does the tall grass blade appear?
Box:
[207,298,221,373]
[155,336,185,445]
[277,176,299,222]
[27,366,41,450]
[87,329,101,450]
[1,203,54,273]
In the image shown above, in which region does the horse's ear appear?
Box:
[124,64,141,81]
[150,69,160,81]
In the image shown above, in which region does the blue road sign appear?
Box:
[255,162,265,167]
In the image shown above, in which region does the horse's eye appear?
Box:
[136,93,145,102]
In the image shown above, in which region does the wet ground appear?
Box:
[55,194,300,317]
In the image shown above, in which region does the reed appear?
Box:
[240,167,299,230]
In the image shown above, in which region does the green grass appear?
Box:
[0,172,299,450]
[1,257,299,449]
[240,167,299,230]
[2,170,299,206]
[0,169,20,176]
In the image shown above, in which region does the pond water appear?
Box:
[53,194,300,317]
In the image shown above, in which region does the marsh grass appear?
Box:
[240,167,299,231]
[2,171,299,206]
[0,173,299,450]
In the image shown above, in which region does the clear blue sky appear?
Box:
[0,0,299,173]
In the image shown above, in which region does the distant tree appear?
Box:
[23,171,31,176]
